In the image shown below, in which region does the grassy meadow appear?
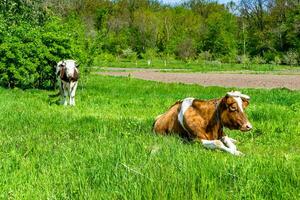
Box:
[0,75,299,199]
[95,58,300,74]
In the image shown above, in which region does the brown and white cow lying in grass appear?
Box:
[56,60,79,106]
[153,91,252,156]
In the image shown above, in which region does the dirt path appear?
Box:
[97,68,300,90]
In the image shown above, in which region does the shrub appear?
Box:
[252,56,266,64]
[0,16,87,89]
[121,48,137,60]
[273,55,282,65]
[141,48,157,66]
[219,53,237,64]
[175,39,196,61]
[94,52,115,66]
[283,50,298,66]
[142,48,157,59]
[263,51,277,64]
[236,55,250,65]
[198,51,212,61]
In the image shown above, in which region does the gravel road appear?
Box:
[98,68,300,90]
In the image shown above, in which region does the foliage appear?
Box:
[0,75,299,199]
[94,52,115,67]
[283,50,299,66]
[141,48,157,61]
[94,58,300,73]
[198,51,213,61]
[175,38,197,60]
[274,55,282,65]
[121,48,137,61]
[252,56,266,65]
[202,11,237,57]
[0,16,86,89]
[0,0,89,89]
[1,0,300,90]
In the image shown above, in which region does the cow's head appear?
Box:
[220,91,252,132]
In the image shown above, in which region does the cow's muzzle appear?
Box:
[240,122,252,132]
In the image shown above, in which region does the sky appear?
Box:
[161,0,238,5]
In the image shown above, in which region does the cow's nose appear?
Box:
[245,122,252,130]
[241,122,252,131]
[246,124,252,130]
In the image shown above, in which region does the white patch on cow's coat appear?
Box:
[65,60,76,77]
[178,97,195,131]
[61,80,69,106]
[233,96,244,113]
[221,136,237,151]
[201,139,243,156]
[227,91,250,100]
[70,81,78,106]
[228,137,237,144]
[56,60,77,77]
[227,91,251,113]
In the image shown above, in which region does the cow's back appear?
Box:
[153,101,185,135]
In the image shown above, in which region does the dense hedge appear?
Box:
[0,12,88,89]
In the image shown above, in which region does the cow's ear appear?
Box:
[242,98,249,108]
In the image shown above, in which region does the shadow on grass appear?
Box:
[48,91,61,105]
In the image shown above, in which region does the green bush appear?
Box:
[263,51,278,64]
[175,38,197,61]
[283,50,298,66]
[198,51,212,62]
[0,16,87,89]
[219,52,237,63]
[252,56,266,64]
[121,48,137,61]
[94,52,116,66]
[274,55,282,65]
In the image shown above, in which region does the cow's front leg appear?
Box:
[69,81,78,106]
[228,137,238,144]
[221,136,244,156]
[201,139,243,156]
[61,82,68,106]
[221,136,237,152]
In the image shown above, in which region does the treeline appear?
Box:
[47,0,299,65]
[0,0,299,89]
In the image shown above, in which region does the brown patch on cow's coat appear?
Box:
[153,101,188,137]
[59,65,79,82]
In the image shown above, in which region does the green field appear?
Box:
[95,58,300,74]
[0,75,299,199]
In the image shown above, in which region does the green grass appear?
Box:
[0,75,299,199]
[94,58,300,73]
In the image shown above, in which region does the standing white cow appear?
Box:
[56,60,79,106]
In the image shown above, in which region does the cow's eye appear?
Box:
[229,106,237,112]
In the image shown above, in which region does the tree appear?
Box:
[202,11,238,58]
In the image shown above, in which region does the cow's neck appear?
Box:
[193,99,224,139]
[213,99,225,139]
[206,99,224,139]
